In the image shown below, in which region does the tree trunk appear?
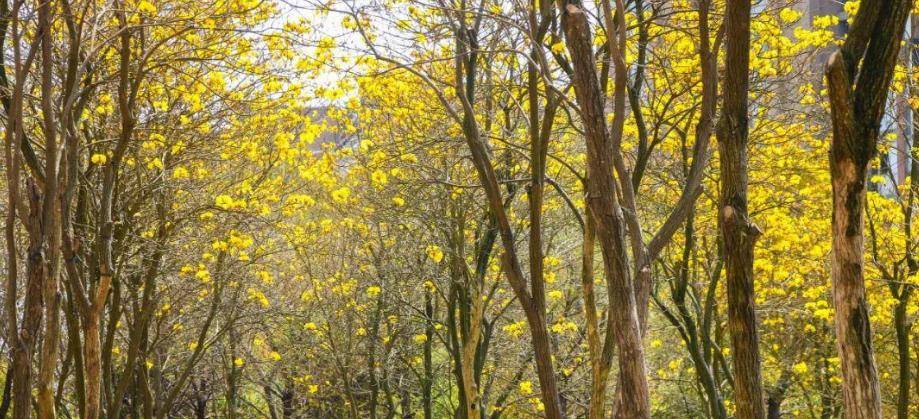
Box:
[451,24,565,419]
[558,1,650,416]
[459,294,483,419]
[824,0,911,417]
[678,215,727,419]
[829,136,882,419]
[35,0,62,415]
[581,213,608,419]
[766,373,791,419]
[13,182,46,419]
[895,298,912,419]
[715,0,765,416]
[82,309,103,419]
[422,290,433,419]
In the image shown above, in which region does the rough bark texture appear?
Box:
[824,0,911,417]
[893,293,912,419]
[36,0,62,416]
[559,0,650,416]
[715,0,765,416]
[581,213,608,419]
[13,182,45,419]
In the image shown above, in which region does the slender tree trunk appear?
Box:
[82,310,103,419]
[35,0,61,415]
[678,215,727,419]
[459,296,483,419]
[80,7,134,417]
[0,367,11,418]
[894,298,911,419]
[13,183,46,419]
[422,290,433,419]
[2,54,20,419]
[368,293,382,419]
[715,0,765,416]
[559,0,650,416]
[581,213,608,419]
[451,24,564,419]
[765,372,790,419]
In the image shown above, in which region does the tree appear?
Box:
[825,0,912,416]
[715,0,767,415]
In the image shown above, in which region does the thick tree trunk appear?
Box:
[824,0,911,417]
[715,0,765,416]
[829,144,882,419]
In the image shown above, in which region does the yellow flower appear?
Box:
[426,245,443,263]
[843,0,860,16]
[550,41,565,54]
[137,0,157,14]
[331,187,351,203]
[269,351,282,361]
[518,380,533,395]
[172,166,190,179]
[215,195,233,209]
[779,8,801,23]
[371,170,388,188]
[195,269,211,282]
[812,15,837,29]
[234,357,245,367]
[146,157,163,170]
[91,153,107,165]
[413,334,428,344]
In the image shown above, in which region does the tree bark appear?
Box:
[580,212,608,419]
[894,296,912,419]
[715,0,766,416]
[558,0,650,416]
[824,0,911,417]
[82,309,103,419]
[13,182,46,419]
[422,290,433,419]
[36,0,63,416]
